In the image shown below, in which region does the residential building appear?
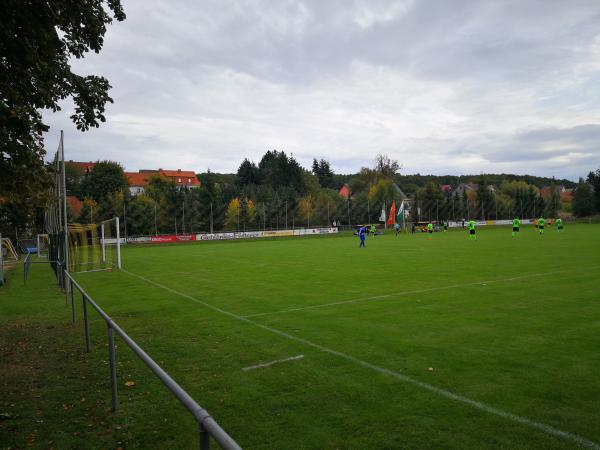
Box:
[158,169,201,189]
[66,160,96,174]
[125,169,201,196]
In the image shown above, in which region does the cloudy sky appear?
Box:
[44,0,600,180]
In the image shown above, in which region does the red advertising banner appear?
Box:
[150,234,196,243]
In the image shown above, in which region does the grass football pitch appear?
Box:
[6,224,600,449]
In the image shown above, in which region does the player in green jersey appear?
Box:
[468,219,476,240]
[556,217,564,232]
[427,222,433,234]
[538,217,545,235]
[369,224,376,236]
[512,217,520,237]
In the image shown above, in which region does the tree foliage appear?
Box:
[572,181,595,217]
[587,169,600,212]
[81,161,128,203]
[1,0,126,198]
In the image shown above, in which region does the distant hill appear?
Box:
[204,171,576,196]
[394,173,577,195]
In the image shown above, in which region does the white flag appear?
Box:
[379,203,386,222]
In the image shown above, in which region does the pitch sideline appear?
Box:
[122,268,600,450]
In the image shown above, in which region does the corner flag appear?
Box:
[387,201,397,225]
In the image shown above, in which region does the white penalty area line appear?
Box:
[242,355,304,372]
[243,266,600,319]
[121,268,600,450]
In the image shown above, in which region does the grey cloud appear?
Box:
[44,0,600,180]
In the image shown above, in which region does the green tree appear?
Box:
[572,181,595,217]
[587,169,600,212]
[65,163,85,199]
[81,161,128,203]
[374,154,401,179]
[237,159,260,186]
[1,1,125,199]
[127,195,155,236]
[312,158,334,188]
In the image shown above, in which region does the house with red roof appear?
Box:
[66,160,96,174]
[125,172,156,196]
[125,169,201,196]
[158,169,201,189]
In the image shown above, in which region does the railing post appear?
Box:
[107,324,118,412]
[65,271,70,306]
[67,276,73,308]
[70,278,76,324]
[199,424,211,450]
[82,293,91,353]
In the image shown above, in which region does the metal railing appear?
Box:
[63,270,241,450]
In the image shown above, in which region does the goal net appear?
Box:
[67,217,121,273]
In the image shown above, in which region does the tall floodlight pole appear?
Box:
[115,217,121,268]
[327,201,330,226]
[154,201,158,235]
[210,202,214,234]
[123,202,127,240]
[436,200,439,223]
[60,131,69,278]
[263,203,266,231]
[285,201,288,229]
[495,195,498,220]
[452,196,455,221]
[520,197,523,220]
[367,197,370,224]
[346,198,350,229]
[182,200,185,233]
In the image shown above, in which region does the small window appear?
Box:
[188,178,191,182]
[178,178,181,182]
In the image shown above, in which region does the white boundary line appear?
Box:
[243,267,600,318]
[122,268,600,449]
[242,355,304,371]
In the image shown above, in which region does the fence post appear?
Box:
[199,424,211,450]
[82,293,91,353]
[107,324,119,412]
[70,278,76,323]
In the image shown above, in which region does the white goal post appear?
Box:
[67,217,121,273]
[101,217,121,269]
